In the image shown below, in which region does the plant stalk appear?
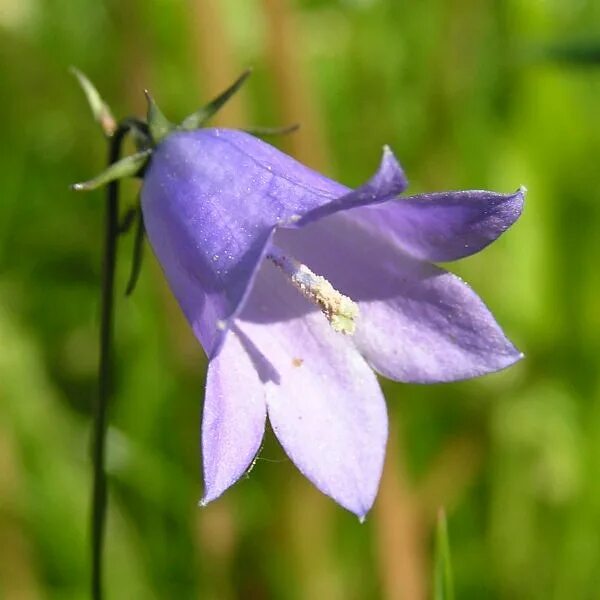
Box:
[91,123,130,600]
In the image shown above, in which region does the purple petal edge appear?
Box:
[295,146,408,227]
[356,186,526,263]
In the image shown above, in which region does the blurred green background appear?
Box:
[1,0,599,598]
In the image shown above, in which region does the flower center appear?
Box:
[266,246,359,335]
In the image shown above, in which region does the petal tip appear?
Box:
[199,487,222,507]
[377,145,408,194]
[508,186,526,217]
[343,495,376,521]
[357,510,370,524]
[490,345,525,375]
[513,185,527,213]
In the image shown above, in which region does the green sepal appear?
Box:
[145,91,174,143]
[245,123,300,137]
[70,67,117,137]
[433,508,454,600]
[71,149,152,192]
[181,68,252,130]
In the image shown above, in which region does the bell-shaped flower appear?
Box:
[140,127,524,519]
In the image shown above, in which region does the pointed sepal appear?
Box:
[245,123,300,137]
[181,69,252,130]
[145,91,174,144]
[71,149,152,192]
[70,67,117,137]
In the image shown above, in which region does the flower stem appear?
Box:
[91,123,130,600]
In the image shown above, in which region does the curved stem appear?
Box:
[91,123,130,600]
[125,207,145,297]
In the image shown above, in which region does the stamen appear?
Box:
[267,246,359,335]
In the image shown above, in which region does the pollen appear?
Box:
[267,246,359,335]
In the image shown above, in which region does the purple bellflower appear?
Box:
[141,128,524,519]
[74,73,524,519]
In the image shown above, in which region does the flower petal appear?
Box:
[354,187,525,262]
[201,329,267,504]
[296,145,408,226]
[237,264,388,518]
[276,211,523,383]
[142,129,406,356]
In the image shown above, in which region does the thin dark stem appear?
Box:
[125,207,145,297]
[91,123,130,600]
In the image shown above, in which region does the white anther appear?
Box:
[267,246,359,335]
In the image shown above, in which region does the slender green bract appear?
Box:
[70,67,117,137]
[180,68,252,130]
[72,149,151,192]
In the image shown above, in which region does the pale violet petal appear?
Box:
[237,264,388,518]
[276,211,523,383]
[201,329,267,504]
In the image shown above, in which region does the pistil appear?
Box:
[267,246,359,335]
